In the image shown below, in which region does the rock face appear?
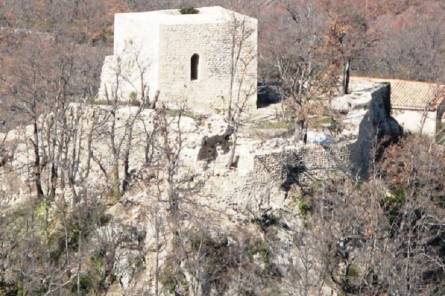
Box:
[345,82,403,179]
[0,93,379,295]
[197,118,233,163]
[332,81,391,137]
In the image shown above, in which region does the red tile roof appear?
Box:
[351,77,445,111]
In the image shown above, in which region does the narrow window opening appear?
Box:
[191,54,199,81]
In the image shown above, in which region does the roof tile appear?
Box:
[351,77,445,111]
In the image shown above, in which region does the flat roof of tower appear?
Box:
[115,6,257,25]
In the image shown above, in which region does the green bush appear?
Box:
[298,199,312,217]
[381,189,406,225]
[245,238,282,278]
[0,280,23,296]
[252,212,281,232]
[246,238,270,261]
[254,120,294,130]
[69,251,108,295]
[128,92,141,106]
[346,263,360,279]
[179,7,199,14]
[159,261,187,295]
[70,273,96,295]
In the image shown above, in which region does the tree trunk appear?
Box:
[342,58,351,95]
[111,161,121,200]
[294,119,308,144]
[227,125,238,169]
[122,128,133,193]
[33,120,44,199]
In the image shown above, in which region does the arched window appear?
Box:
[191,54,199,81]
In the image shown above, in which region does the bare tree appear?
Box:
[99,48,158,199]
[274,1,336,142]
[293,135,445,296]
[226,13,257,168]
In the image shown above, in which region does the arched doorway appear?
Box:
[191,54,199,81]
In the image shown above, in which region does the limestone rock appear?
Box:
[348,82,403,179]
[306,130,332,146]
[112,247,145,290]
[332,81,393,138]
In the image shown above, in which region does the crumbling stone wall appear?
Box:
[252,143,350,190]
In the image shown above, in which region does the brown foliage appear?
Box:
[304,135,445,295]
[380,135,445,203]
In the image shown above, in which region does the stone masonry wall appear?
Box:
[99,14,160,101]
[98,8,258,114]
[253,143,350,188]
[158,17,257,112]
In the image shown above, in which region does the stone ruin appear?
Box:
[332,81,403,179]
[242,80,403,192]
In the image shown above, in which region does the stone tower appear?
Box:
[99,6,258,112]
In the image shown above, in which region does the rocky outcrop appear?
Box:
[197,125,233,162]
[0,99,372,295]
[337,82,403,179]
